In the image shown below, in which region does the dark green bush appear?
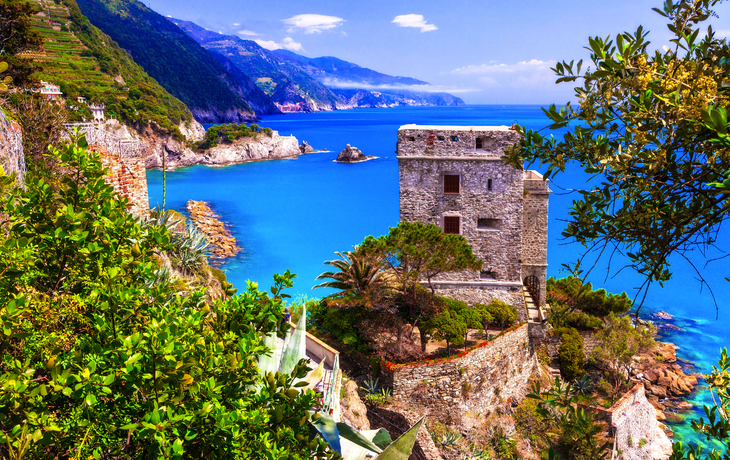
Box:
[476,300,517,328]
[309,301,371,352]
[558,327,585,381]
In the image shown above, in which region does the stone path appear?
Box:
[186,200,241,260]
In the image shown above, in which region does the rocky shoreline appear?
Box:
[186,200,241,261]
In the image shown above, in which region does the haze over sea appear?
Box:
[147,105,730,448]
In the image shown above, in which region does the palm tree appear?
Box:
[313,248,391,300]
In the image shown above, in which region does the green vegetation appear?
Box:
[526,379,611,460]
[558,328,585,382]
[507,0,730,315]
[590,313,655,401]
[0,135,338,459]
[196,123,273,150]
[475,300,517,330]
[360,221,482,298]
[23,0,192,132]
[74,0,255,122]
[547,275,632,330]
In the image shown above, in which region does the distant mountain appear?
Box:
[170,18,464,112]
[170,19,344,112]
[75,0,278,123]
[272,51,428,87]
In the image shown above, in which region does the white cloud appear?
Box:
[282,37,303,52]
[233,23,240,26]
[254,37,303,52]
[283,14,344,34]
[392,14,437,32]
[237,29,259,36]
[255,39,282,50]
[451,59,556,76]
[322,79,473,94]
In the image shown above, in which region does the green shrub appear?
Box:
[476,300,517,328]
[0,137,333,459]
[558,327,585,381]
[309,301,371,352]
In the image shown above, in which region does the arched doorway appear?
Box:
[524,275,540,306]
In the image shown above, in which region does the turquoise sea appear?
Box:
[147,105,730,448]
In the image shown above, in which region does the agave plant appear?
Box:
[314,247,392,301]
[258,303,424,460]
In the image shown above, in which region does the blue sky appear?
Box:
[143,0,730,104]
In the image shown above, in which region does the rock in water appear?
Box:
[336,144,367,163]
[300,141,315,154]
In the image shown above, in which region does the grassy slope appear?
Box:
[27,0,192,131]
[75,0,256,122]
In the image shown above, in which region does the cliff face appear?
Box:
[91,119,303,170]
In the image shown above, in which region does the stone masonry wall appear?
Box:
[398,126,524,283]
[382,324,536,431]
[98,149,150,218]
[521,172,550,306]
[582,384,670,460]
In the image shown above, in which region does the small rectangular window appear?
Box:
[444,175,460,193]
[476,138,483,149]
[451,135,458,141]
[437,135,445,141]
[478,218,501,230]
[444,216,460,234]
[487,179,493,191]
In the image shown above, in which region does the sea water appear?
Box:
[147,105,730,448]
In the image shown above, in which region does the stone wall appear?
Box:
[398,126,524,283]
[582,384,671,460]
[382,324,536,431]
[97,148,150,218]
[0,106,25,186]
[521,171,550,305]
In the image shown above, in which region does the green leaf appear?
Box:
[376,416,425,460]
[311,414,341,454]
[371,428,393,449]
[337,423,382,454]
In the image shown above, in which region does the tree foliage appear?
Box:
[590,313,656,400]
[507,0,730,314]
[361,221,482,298]
[528,379,611,460]
[0,136,334,459]
[0,0,43,86]
[558,328,586,382]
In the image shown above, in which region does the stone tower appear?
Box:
[396,125,550,315]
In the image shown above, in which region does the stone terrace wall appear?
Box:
[97,149,150,218]
[382,324,536,431]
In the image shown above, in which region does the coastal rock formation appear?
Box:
[81,119,311,170]
[300,141,315,154]
[336,144,369,163]
[196,131,301,166]
[186,200,241,261]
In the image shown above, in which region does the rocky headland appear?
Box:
[336,144,374,163]
[186,200,241,261]
[78,119,315,170]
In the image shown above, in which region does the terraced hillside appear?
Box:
[22,0,193,132]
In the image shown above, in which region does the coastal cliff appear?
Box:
[82,119,307,170]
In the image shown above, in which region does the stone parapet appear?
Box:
[97,148,150,218]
